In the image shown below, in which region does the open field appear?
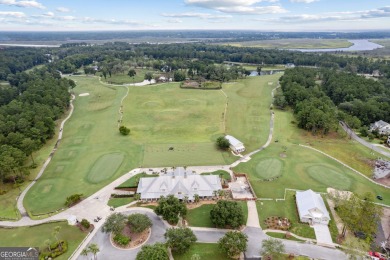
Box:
[187,201,248,228]
[234,109,390,205]
[172,243,229,260]
[100,68,158,84]
[220,39,353,49]
[0,221,86,260]
[24,76,142,215]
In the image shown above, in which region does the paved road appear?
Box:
[340,121,390,158]
[77,210,168,260]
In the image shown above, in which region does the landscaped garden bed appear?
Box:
[264,216,291,231]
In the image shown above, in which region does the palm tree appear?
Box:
[44,239,52,253]
[194,194,200,204]
[80,248,89,258]
[53,226,62,251]
[88,244,100,260]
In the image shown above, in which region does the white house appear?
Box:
[296,189,330,225]
[225,135,245,154]
[136,167,222,201]
[370,120,390,135]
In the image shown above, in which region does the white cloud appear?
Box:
[162,12,232,19]
[0,11,25,17]
[0,0,45,9]
[290,0,318,3]
[185,0,286,14]
[166,19,183,23]
[56,7,71,13]
[257,6,390,23]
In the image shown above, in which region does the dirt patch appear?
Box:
[381,208,390,241]
[279,153,287,158]
[110,225,151,250]
[375,176,390,187]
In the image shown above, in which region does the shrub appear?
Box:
[113,233,131,246]
[119,126,130,135]
[210,200,245,228]
[64,194,83,207]
[39,240,68,260]
[80,219,90,229]
[128,213,152,233]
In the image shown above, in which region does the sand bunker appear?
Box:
[79,93,90,97]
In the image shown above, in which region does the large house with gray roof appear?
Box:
[296,189,330,225]
[136,167,222,202]
[370,120,390,135]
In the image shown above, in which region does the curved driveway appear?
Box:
[78,209,167,260]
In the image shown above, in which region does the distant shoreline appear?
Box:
[0,43,60,48]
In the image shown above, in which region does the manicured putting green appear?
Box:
[307,165,352,190]
[86,153,124,183]
[255,158,283,179]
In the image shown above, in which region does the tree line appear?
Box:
[0,66,73,185]
[277,67,390,134]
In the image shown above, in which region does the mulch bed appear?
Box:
[265,216,291,231]
[111,225,151,249]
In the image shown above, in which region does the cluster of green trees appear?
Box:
[279,67,390,133]
[0,67,73,185]
[0,47,49,80]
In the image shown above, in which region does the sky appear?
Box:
[0,0,390,31]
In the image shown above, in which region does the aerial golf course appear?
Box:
[22,74,279,215]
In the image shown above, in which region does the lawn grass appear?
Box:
[221,39,353,49]
[187,201,248,228]
[117,173,158,188]
[265,232,305,242]
[172,243,229,260]
[234,109,390,206]
[24,76,143,215]
[224,74,280,152]
[107,197,134,208]
[201,170,231,181]
[257,192,316,239]
[0,221,86,260]
[100,68,157,84]
[24,74,279,215]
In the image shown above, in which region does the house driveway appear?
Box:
[313,224,334,248]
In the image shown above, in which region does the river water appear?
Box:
[289,39,383,52]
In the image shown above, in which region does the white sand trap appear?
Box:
[79,93,90,97]
[268,82,274,85]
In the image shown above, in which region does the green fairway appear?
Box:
[143,142,226,167]
[23,74,280,215]
[87,153,125,183]
[172,243,229,260]
[224,75,280,152]
[24,76,142,215]
[234,109,390,205]
[0,221,86,260]
[254,158,283,180]
[187,201,248,228]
